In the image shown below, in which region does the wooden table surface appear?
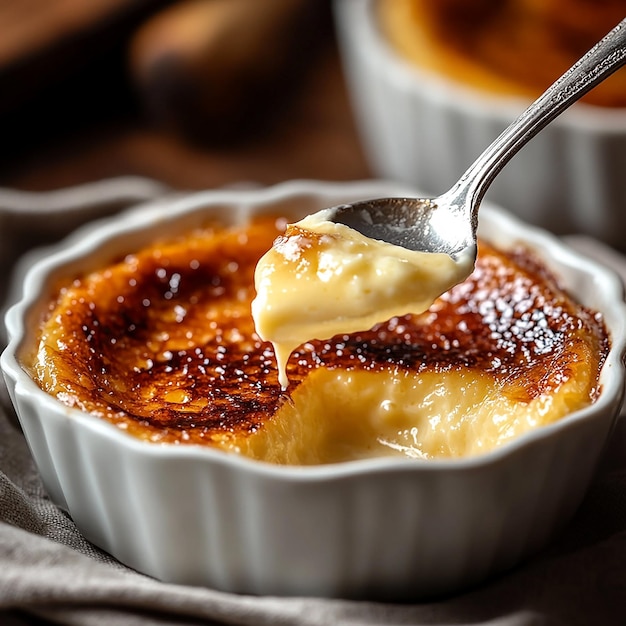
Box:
[0,0,371,194]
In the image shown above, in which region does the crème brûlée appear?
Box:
[27,214,609,464]
[379,0,626,107]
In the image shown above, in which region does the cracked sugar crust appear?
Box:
[29,214,609,448]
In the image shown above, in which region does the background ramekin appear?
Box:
[2,180,625,600]
[334,0,626,249]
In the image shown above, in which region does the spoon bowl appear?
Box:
[329,18,626,259]
[327,194,472,257]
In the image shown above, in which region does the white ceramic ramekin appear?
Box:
[334,0,626,249]
[2,180,625,600]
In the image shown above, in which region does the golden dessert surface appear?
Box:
[27,214,609,463]
[379,0,626,107]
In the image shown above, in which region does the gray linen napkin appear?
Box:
[1,184,625,625]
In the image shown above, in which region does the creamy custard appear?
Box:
[27,214,609,463]
[251,209,474,388]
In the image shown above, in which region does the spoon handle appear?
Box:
[454,18,626,225]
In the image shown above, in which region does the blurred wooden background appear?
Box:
[0,0,370,192]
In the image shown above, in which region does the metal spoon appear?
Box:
[327,19,626,259]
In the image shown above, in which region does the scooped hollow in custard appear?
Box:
[27,214,609,464]
[251,209,474,388]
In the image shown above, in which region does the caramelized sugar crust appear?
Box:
[31,215,609,446]
[380,0,626,107]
